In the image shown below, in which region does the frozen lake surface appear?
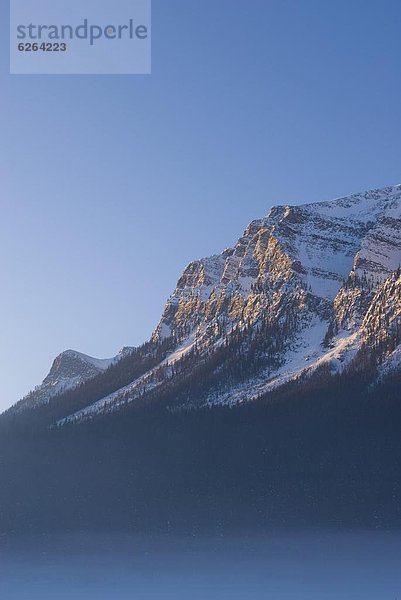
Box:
[1,531,401,599]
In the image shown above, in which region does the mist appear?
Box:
[1,532,401,599]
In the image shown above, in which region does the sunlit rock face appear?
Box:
[154,184,401,350]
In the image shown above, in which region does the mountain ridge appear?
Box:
[7,183,401,424]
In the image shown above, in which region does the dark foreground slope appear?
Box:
[1,372,401,534]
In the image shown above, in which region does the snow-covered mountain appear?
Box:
[12,349,126,414]
[8,184,401,424]
[155,185,401,338]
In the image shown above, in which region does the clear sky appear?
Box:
[1,0,401,411]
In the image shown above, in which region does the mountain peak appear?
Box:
[49,349,117,376]
[11,349,119,414]
[155,185,401,342]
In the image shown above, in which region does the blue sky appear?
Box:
[1,0,401,410]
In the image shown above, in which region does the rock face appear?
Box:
[361,270,401,366]
[7,184,401,423]
[154,186,401,342]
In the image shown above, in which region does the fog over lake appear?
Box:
[1,532,401,599]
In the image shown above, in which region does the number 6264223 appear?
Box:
[18,42,67,52]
